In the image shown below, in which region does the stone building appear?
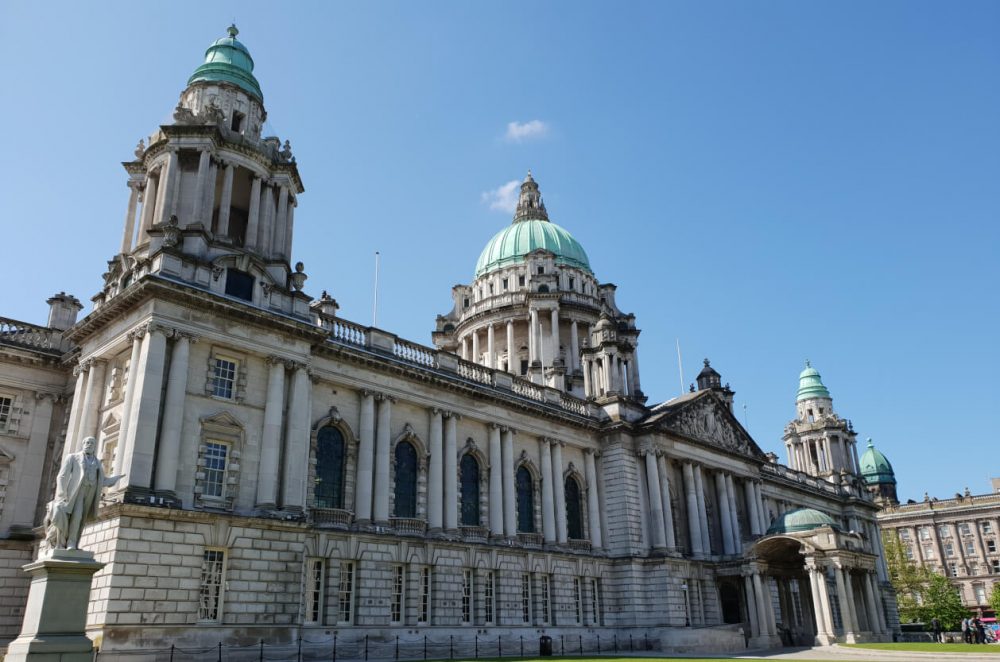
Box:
[864,443,1000,618]
[0,26,898,655]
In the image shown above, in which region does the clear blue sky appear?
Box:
[2,1,998,502]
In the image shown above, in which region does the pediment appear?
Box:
[645,391,765,459]
[200,411,244,430]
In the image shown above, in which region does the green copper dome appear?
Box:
[187,25,263,102]
[475,172,592,277]
[797,360,831,402]
[859,439,896,486]
[766,508,839,535]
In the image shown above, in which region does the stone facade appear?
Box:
[877,481,1000,616]
[0,25,899,656]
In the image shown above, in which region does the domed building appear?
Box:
[859,440,898,507]
[0,26,898,658]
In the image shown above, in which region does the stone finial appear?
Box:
[513,170,548,222]
[290,262,307,291]
[227,24,239,38]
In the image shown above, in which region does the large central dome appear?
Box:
[474,173,592,277]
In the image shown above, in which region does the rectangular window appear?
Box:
[919,527,931,541]
[210,357,237,399]
[540,574,551,625]
[960,523,972,536]
[938,525,951,538]
[199,549,226,621]
[537,266,544,275]
[484,571,495,625]
[591,578,602,626]
[966,541,977,556]
[947,562,958,577]
[992,560,1000,573]
[463,298,470,309]
[944,542,954,557]
[461,569,473,624]
[899,529,911,541]
[923,545,934,559]
[904,545,914,560]
[976,585,987,603]
[202,441,229,498]
[419,567,431,625]
[568,277,575,290]
[518,275,525,287]
[391,565,405,624]
[337,562,354,624]
[305,558,324,624]
[989,540,997,553]
[984,522,994,534]
[573,577,582,625]
[0,396,12,431]
[521,573,531,624]
[502,278,509,291]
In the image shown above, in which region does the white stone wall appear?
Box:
[0,540,33,645]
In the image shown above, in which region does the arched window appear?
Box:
[516,466,535,533]
[315,426,346,509]
[394,441,418,518]
[565,476,584,540]
[460,454,481,526]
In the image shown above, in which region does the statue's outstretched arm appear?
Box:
[103,473,126,488]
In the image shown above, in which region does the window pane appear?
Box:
[210,359,237,399]
[203,442,228,498]
[315,426,346,509]
[460,454,480,526]
[394,441,417,518]
[565,476,583,539]
[516,466,535,533]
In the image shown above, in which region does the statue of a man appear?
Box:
[45,436,124,550]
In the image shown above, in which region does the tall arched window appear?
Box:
[516,466,535,533]
[394,441,418,518]
[460,454,481,526]
[315,426,345,509]
[565,476,584,540]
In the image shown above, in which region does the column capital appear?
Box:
[35,391,58,403]
[443,410,460,420]
[374,393,396,404]
[488,422,502,430]
[266,354,288,367]
[146,322,171,337]
[430,407,443,417]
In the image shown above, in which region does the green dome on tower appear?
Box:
[475,173,592,277]
[796,360,831,402]
[859,439,896,486]
[188,25,263,102]
[766,508,839,535]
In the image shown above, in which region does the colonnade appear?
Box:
[582,353,638,398]
[121,146,297,260]
[459,312,587,377]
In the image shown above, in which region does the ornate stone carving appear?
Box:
[134,139,145,160]
[172,103,197,124]
[662,396,754,455]
[162,214,181,248]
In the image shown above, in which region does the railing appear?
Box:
[460,525,489,541]
[456,358,493,385]
[517,532,543,546]
[567,538,593,552]
[391,518,427,535]
[310,508,353,527]
[510,377,545,402]
[559,393,589,415]
[0,317,60,351]
[393,338,435,367]
[329,319,366,347]
[882,491,1000,514]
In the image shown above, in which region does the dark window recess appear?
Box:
[516,466,535,533]
[393,441,418,518]
[520,360,529,375]
[537,267,544,275]
[518,275,525,286]
[463,298,470,308]
[537,284,549,293]
[569,278,575,289]
[502,278,508,290]
[460,454,481,526]
[315,426,346,509]
[228,207,249,245]
[565,477,583,539]
[225,269,254,301]
[231,111,245,133]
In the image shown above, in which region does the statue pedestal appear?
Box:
[5,549,104,662]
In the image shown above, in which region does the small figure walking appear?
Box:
[931,617,942,643]
[963,617,972,644]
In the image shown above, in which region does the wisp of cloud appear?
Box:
[505,120,548,143]
[481,180,521,214]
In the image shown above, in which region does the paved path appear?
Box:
[717,644,1000,660]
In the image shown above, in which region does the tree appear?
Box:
[989,583,1000,617]
[883,530,968,629]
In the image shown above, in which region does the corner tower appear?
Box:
[782,361,860,479]
[101,25,308,318]
[433,172,644,403]
[859,439,898,507]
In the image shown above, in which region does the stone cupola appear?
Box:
[514,171,548,222]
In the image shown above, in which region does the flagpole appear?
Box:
[372,251,380,327]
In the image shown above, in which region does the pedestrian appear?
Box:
[976,618,987,644]
[931,617,942,643]
[963,617,972,644]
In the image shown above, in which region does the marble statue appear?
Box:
[44,437,124,550]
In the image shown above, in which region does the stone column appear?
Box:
[861,570,879,633]
[137,174,158,244]
[570,320,579,372]
[645,450,667,549]
[528,311,537,364]
[806,566,828,638]
[694,465,710,554]
[259,181,274,254]
[488,424,503,536]
[834,564,858,639]
[157,149,180,225]
[216,161,235,237]
[120,181,140,253]
[486,324,495,369]
[428,409,443,531]
[119,325,167,492]
[506,321,515,373]
[552,440,567,543]
[281,364,311,510]
[192,148,211,227]
[584,449,602,549]
[502,428,517,537]
[536,314,546,367]
[744,479,760,535]
[867,571,887,634]
[285,200,296,259]
[444,413,458,530]
[657,454,676,548]
[256,358,287,509]
[154,332,192,495]
[274,184,290,258]
[630,348,642,394]
[471,329,480,365]
[752,571,774,636]
[110,334,142,475]
[726,474,741,549]
[354,391,375,522]
[755,482,769,533]
[460,336,468,361]
[549,308,560,366]
[11,393,54,526]
[78,359,106,444]
[539,438,556,543]
[683,462,703,555]
[743,573,760,638]
[245,174,262,250]
[582,357,592,396]
[715,472,734,554]
[373,394,393,523]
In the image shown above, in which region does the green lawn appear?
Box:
[845,642,1000,653]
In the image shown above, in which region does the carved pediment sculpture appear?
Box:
[654,393,764,458]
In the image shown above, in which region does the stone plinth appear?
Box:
[4,549,104,662]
